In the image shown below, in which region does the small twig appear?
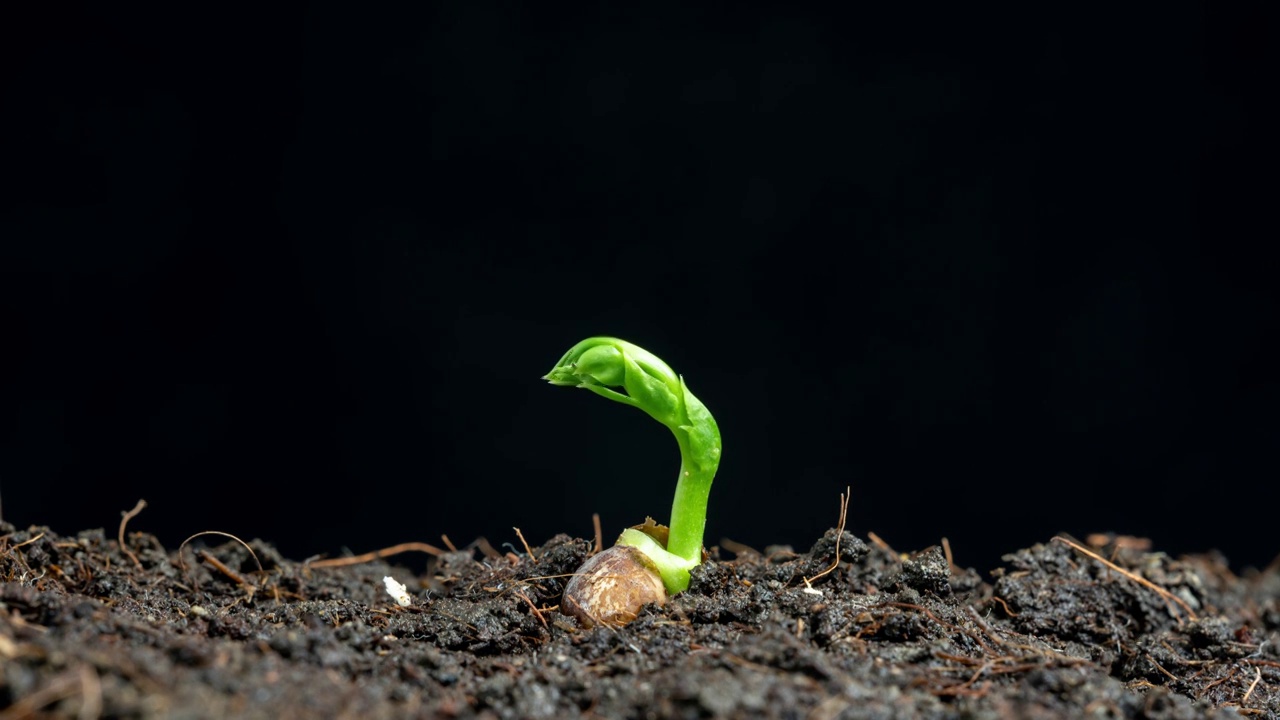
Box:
[117,499,147,569]
[197,550,252,589]
[1052,536,1198,623]
[513,527,537,561]
[1242,667,1262,704]
[591,513,603,556]
[474,537,502,560]
[867,531,896,555]
[517,573,584,582]
[941,537,954,568]
[1200,668,1238,698]
[308,541,445,569]
[514,590,548,629]
[956,660,993,692]
[10,532,46,551]
[178,531,264,590]
[990,595,1019,617]
[440,534,458,552]
[803,486,851,588]
[966,606,1008,649]
[718,538,759,556]
[885,601,996,656]
[1145,653,1179,683]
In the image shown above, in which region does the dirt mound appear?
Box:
[1,521,1275,718]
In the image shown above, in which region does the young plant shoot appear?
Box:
[545,337,722,627]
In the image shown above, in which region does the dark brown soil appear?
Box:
[1,519,1277,719]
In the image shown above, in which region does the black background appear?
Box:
[4,4,1275,575]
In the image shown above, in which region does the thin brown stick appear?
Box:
[1052,536,1198,623]
[719,538,759,556]
[514,590,548,628]
[474,537,502,560]
[117,499,147,569]
[884,601,996,656]
[804,486,851,587]
[941,537,954,568]
[440,534,458,552]
[956,661,993,692]
[513,527,537,561]
[867,531,895,554]
[966,606,1008,649]
[591,513,603,556]
[10,532,46,551]
[177,531,264,590]
[1242,667,1262,704]
[990,595,1019,617]
[518,573,585,582]
[1145,653,1179,683]
[308,541,445,569]
[934,652,984,666]
[197,550,251,589]
[1199,667,1238,698]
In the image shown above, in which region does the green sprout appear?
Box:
[545,337,722,594]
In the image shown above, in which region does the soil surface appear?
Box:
[1,518,1277,719]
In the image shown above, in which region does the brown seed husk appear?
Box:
[561,544,666,629]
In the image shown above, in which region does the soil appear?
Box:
[1,518,1277,719]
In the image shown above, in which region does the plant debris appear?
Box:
[0,520,1276,719]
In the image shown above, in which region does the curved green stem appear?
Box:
[545,337,722,593]
[615,529,697,594]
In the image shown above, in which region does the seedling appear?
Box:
[545,337,722,626]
